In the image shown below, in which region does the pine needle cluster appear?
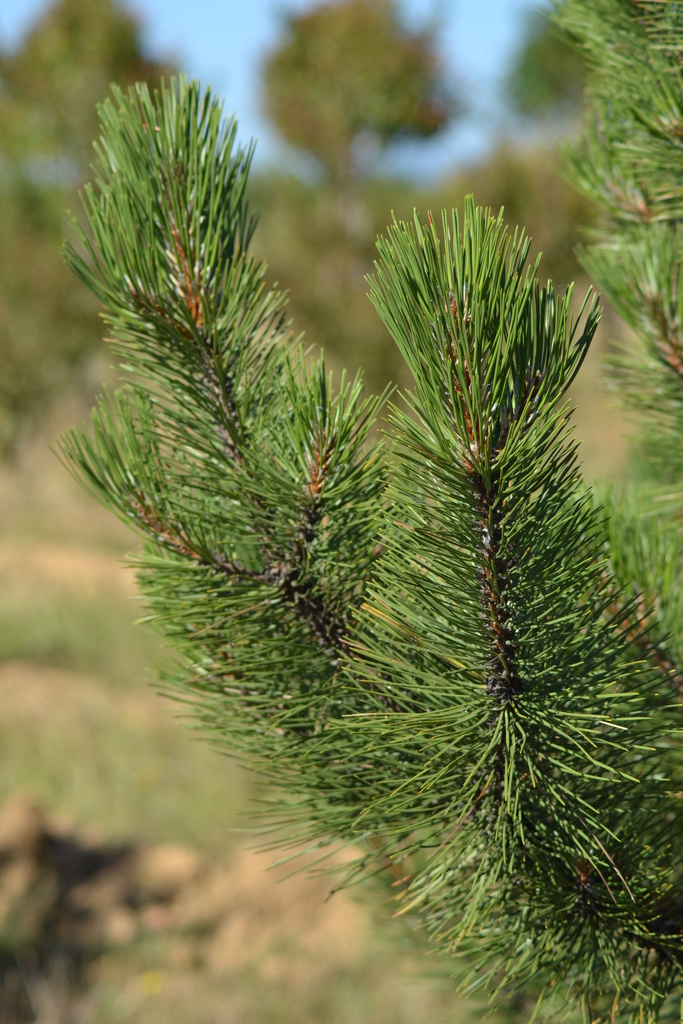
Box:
[61,4,683,1014]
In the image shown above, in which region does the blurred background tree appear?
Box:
[504,3,585,121]
[0,0,175,457]
[262,0,455,190]
[253,0,461,393]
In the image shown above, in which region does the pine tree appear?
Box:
[61,2,683,1015]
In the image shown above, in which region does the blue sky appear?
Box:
[1,0,549,180]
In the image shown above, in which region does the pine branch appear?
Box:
[59,74,683,1024]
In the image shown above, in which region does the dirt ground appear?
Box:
[0,790,394,1023]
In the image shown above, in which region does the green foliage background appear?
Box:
[0,0,175,456]
[261,0,455,186]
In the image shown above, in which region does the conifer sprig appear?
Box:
[61,78,387,765]
[339,204,676,1013]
